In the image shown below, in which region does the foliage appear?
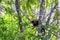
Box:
[0,0,59,40]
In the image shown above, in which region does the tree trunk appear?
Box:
[15,0,23,33]
[39,0,45,24]
[37,0,45,34]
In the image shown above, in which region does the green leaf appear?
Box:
[51,36,57,40]
[5,7,14,14]
[0,0,2,3]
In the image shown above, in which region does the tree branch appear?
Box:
[46,3,58,25]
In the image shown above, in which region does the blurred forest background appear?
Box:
[0,0,60,40]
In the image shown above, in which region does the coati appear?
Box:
[31,20,38,27]
[31,20,45,35]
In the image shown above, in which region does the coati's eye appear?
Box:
[31,20,38,27]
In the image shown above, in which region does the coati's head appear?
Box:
[31,20,38,27]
